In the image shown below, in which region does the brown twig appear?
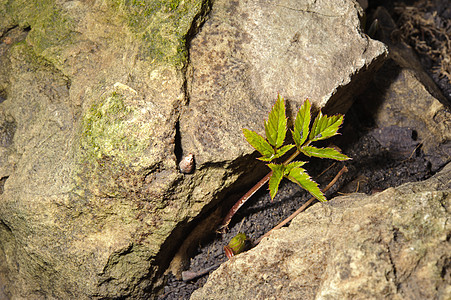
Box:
[218,149,301,232]
[253,165,348,245]
[181,263,222,282]
[183,165,348,282]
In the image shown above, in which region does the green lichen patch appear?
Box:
[8,39,64,76]
[5,0,77,68]
[80,90,158,169]
[4,0,206,74]
[0,0,14,32]
[76,84,176,201]
[28,4,75,48]
[109,0,205,66]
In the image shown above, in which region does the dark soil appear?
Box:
[157,1,451,299]
[157,97,437,300]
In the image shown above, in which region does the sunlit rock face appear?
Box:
[0,0,387,298]
[192,163,451,300]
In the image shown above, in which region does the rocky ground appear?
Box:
[1,0,448,298]
[158,90,440,300]
[157,0,451,299]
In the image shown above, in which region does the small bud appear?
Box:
[224,232,249,259]
[179,153,195,174]
[224,245,234,259]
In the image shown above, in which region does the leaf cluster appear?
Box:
[244,95,350,202]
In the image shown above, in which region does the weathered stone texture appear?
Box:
[191,163,451,300]
[0,1,207,298]
[181,0,387,165]
[0,0,387,298]
[360,7,451,171]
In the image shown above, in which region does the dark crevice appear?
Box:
[0,176,8,195]
[182,0,213,107]
[155,0,215,293]
[386,240,400,293]
[174,0,213,163]
[0,89,6,104]
[174,120,183,164]
[0,25,30,43]
[440,256,450,281]
[0,25,17,39]
[184,0,214,54]
[0,219,12,232]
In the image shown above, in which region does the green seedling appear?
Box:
[224,232,251,259]
[220,94,350,231]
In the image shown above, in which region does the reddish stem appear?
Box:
[218,149,301,232]
[185,166,347,283]
[254,165,348,245]
[181,263,221,282]
[218,171,272,232]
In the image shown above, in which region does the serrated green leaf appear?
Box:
[293,99,311,149]
[258,156,274,162]
[258,144,295,161]
[287,167,327,202]
[284,161,307,175]
[309,112,343,142]
[264,95,287,148]
[276,144,295,158]
[301,146,351,161]
[268,164,285,200]
[243,128,274,159]
[258,156,276,162]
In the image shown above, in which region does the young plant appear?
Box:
[219,95,350,231]
[223,232,251,259]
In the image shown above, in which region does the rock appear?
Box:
[369,126,419,159]
[191,163,451,300]
[0,1,209,298]
[364,66,451,171]
[358,7,451,171]
[180,0,387,165]
[0,0,387,298]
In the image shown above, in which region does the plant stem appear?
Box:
[253,165,348,245]
[218,149,301,232]
[181,263,222,282]
[183,166,347,282]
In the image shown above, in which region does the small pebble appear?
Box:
[179,153,195,174]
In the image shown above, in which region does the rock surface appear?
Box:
[191,162,451,300]
[365,65,451,171]
[0,1,208,298]
[361,7,451,171]
[0,0,386,298]
[180,0,387,165]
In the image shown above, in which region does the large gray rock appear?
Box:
[180,0,387,165]
[191,163,451,299]
[0,1,207,298]
[361,7,451,171]
[0,0,386,298]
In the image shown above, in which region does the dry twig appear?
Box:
[254,165,348,245]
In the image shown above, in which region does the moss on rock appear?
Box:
[2,0,77,68]
[0,0,212,298]
[108,0,204,66]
